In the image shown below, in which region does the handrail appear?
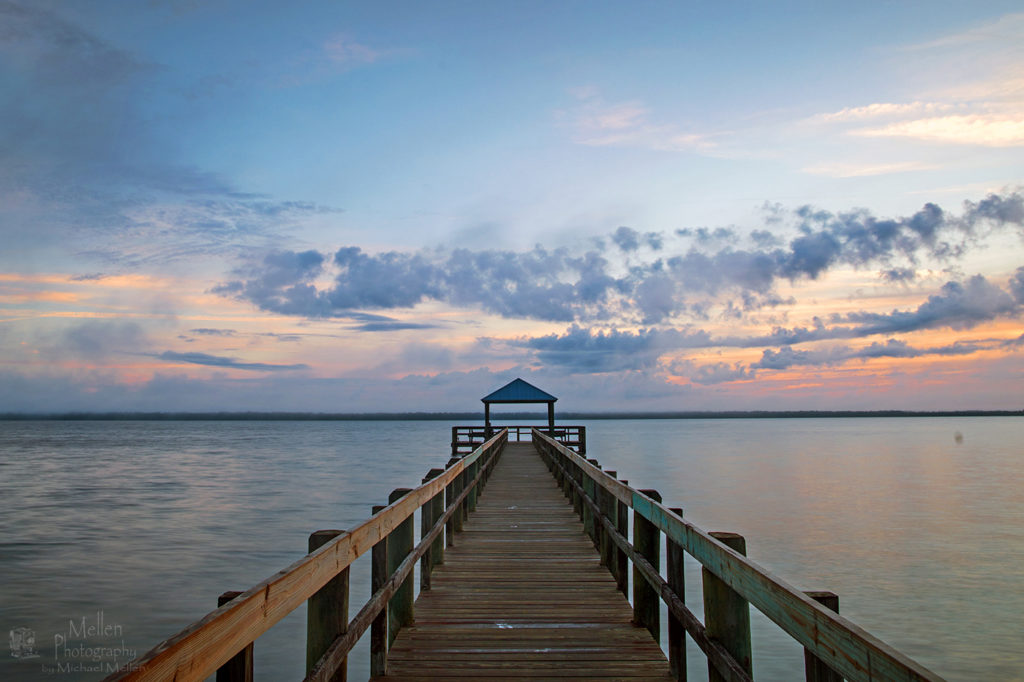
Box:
[532,429,945,682]
[452,424,586,455]
[103,429,508,682]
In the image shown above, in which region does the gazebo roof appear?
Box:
[481,378,557,404]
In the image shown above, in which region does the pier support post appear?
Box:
[667,508,686,681]
[704,532,752,681]
[370,505,387,677]
[633,489,662,641]
[306,530,349,681]
[616,479,629,596]
[216,592,253,682]
[388,488,415,647]
[421,469,444,590]
[804,591,842,682]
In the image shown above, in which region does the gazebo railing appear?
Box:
[451,424,585,456]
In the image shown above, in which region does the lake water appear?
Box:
[1,418,1021,681]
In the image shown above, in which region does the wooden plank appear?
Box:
[377,443,671,681]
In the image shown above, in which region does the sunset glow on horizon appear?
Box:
[1,2,1023,413]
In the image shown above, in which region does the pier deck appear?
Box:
[374,442,671,680]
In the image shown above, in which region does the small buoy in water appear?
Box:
[954,431,964,444]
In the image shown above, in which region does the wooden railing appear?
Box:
[451,423,585,456]
[532,429,946,682]
[102,429,509,682]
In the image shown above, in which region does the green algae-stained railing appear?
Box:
[101,429,508,682]
[532,428,945,682]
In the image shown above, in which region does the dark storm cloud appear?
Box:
[158,351,309,371]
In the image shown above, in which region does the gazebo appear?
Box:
[482,378,557,435]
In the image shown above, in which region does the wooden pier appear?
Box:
[379,442,668,680]
[104,427,946,682]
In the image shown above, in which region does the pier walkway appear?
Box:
[376,442,671,680]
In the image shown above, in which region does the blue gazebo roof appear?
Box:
[482,378,557,404]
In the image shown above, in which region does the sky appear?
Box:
[1,0,1023,413]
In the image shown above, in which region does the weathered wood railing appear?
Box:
[451,423,585,456]
[532,428,945,682]
[102,429,509,682]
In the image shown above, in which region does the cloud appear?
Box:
[803,161,941,178]
[564,90,716,153]
[59,320,149,359]
[510,325,712,373]
[751,339,983,370]
[854,115,1024,147]
[812,102,958,123]
[669,360,755,385]
[353,321,438,332]
[0,1,339,268]
[843,274,1019,334]
[215,193,1024,327]
[323,35,383,65]
[1010,267,1024,303]
[190,328,237,336]
[157,351,309,372]
[612,226,640,252]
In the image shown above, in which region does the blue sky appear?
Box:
[2,1,1023,412]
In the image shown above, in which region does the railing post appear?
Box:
[633,489,662,641]
[583,459,600,547]
[704,532,752,681]
[458,460,469,525]
[565,448,573,497]
[572,461,583,517]
[445,457,461,542]
[387,488,414,647]
[600,470,618,572]
[215,592,253,682]
[421,469,444,591]
[306,530,349,681]
[370,505,388,678]
[804,591,842,682]
[667,507,686,681]
[616,479,629,596]
[467,457,479,513]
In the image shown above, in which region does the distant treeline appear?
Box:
[1,410,1021,421]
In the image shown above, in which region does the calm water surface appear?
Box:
[1,418,1021,680]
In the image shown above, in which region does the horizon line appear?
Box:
[1,409,1022,421]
